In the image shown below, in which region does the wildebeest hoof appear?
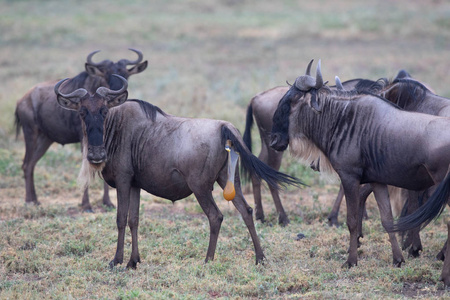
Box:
[109,258,123,269]
[278,215,290,227]
[126,258,140,270]
[103,201,115,209]
[342,260,357,268]
[83,208,94,213]
[25,200,41,206]
[408,246,422,258]
[109,260,117,269]
[255,213,265,223]
[255,255,266,265]
[327,217,339,227]
[436,251,445,261]
[393,258,405,267]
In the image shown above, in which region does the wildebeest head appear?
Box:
[54,74,128,165]
[85,48,147,91]
[270,59,324,151]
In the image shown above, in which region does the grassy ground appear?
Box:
[1,0,450,298]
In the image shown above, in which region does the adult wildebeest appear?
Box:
[53,75,302,269]
[243,69,427,228]
[243,76,363,226]
[270,59,450,268]
[352,74,450,258]
[14,49,148,212]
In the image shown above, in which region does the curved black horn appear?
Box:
[54,78,88,99]
[286,80,292,87]
[96,75,128,97]
[335,76,344,90]
[305,59,314,76]
[315,59,323,89]
[122,48,144,65]
[86,50,104,67]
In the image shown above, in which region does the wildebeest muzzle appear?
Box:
[87,145,107,164]
[270,132,289,152]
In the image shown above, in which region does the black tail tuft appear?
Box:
[221,125,304,189]
[388,172,450,232]
[243,104,254,153]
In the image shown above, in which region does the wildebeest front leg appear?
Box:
[126,187,141,269]
[340,178,360,268]
[371,183,404,267]
[439,223,450,286]
[109,184,131,268]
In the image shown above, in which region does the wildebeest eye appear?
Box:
[79,107,88,119]
[100,107,109,118]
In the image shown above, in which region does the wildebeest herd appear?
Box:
[13,50,450,285]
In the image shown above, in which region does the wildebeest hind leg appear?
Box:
[371,183,404,267]
[268,184,289,226]
[228,173,265,264]
[22,130,52,204]
[102,182,114,208]
[266,148,288,226]
[328,184,345,227]
[251,174,265,223]
[253,144,270,223]
[401,190,423,257]
[439,223,450,286]
[437,240,447,261]
[356,184,374,247]
[193,190,223,263]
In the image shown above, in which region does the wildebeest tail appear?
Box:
[14,108,21,139]
[242,104,254,153]
[221,125,304,189]
[389,171,450,232]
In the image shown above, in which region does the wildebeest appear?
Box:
[270,60,450,268]
[54,75,302,269]
[14,49,148,211]
[352,74,450,258]
[243,73,362,226]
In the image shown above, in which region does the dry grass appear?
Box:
[1,0,450,298]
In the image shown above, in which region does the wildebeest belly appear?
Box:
[361,164,435,191]
[135,169,193,201]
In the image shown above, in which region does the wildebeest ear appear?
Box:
[85,63,105,76]
[128,61,148,75]
[106,91,128,108]
[56,95,81,111]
